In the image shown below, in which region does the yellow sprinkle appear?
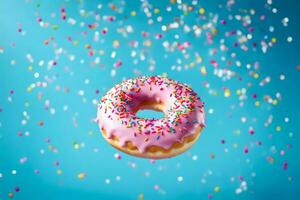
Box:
[224,89,231,97]
[253,73,259,79]
[113,40,120,48]
[73,40,78,46]
[271,37,277,43]
[236,89,241,95]
[77,172,86,180]
[189,62,195,68]
[200,66,207,76]
[28,65,33,71]
[27,86,32,93]
[52,25,59,30]
[162,72,168,77]
[130,11,136,16]
[272,99,278,105]
[214,186,220,193]
[255,101,260,107]
[57,169,63,175]
[199,8,205,14]
[144,40,151,47]
[138,193,144,200]
[196,56,202,63]
[212,28,218,35]
[276,126,281,132]
[74,143,80,150]
[154,8,160,14]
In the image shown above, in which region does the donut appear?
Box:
[97,76,205,159]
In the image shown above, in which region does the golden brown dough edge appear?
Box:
[101,127,202,159]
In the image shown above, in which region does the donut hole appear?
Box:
[135,101,165,119]
[136,109,164,119]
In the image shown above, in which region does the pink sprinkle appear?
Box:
[283,161,288,170]
[154,185,160,190]
[248,27,254,32]
[107,16,115,22]
[244,146,249,154]
[114,153,122,159]
[155,34,163,39]
[220,19,226,25]
[208,193,213,199]
[114,60,123,68]
[89,50,94,56]
[102,29,108,34]
[15,187,20,192]
[150,159,156,164]
[249,129,254,135]
[19,157,28,164]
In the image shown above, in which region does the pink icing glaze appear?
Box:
[97,76,205,153]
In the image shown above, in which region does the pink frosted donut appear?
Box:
[97,76,205,159]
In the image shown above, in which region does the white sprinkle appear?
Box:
[34,72,39,78]
[115,176,121,181]
[67,18,77,25]
[284,117,289,123]
[78,90,84,96]
[177,176,183,182]
[111,69,116,77]
[105,178,111,184]
[235,188,242,194]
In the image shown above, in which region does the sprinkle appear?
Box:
[214,186,220,193]
[177,176,183,182]
[77,173,86,180]
[114,153,122,159]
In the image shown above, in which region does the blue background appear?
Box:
[0,0,299,199]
